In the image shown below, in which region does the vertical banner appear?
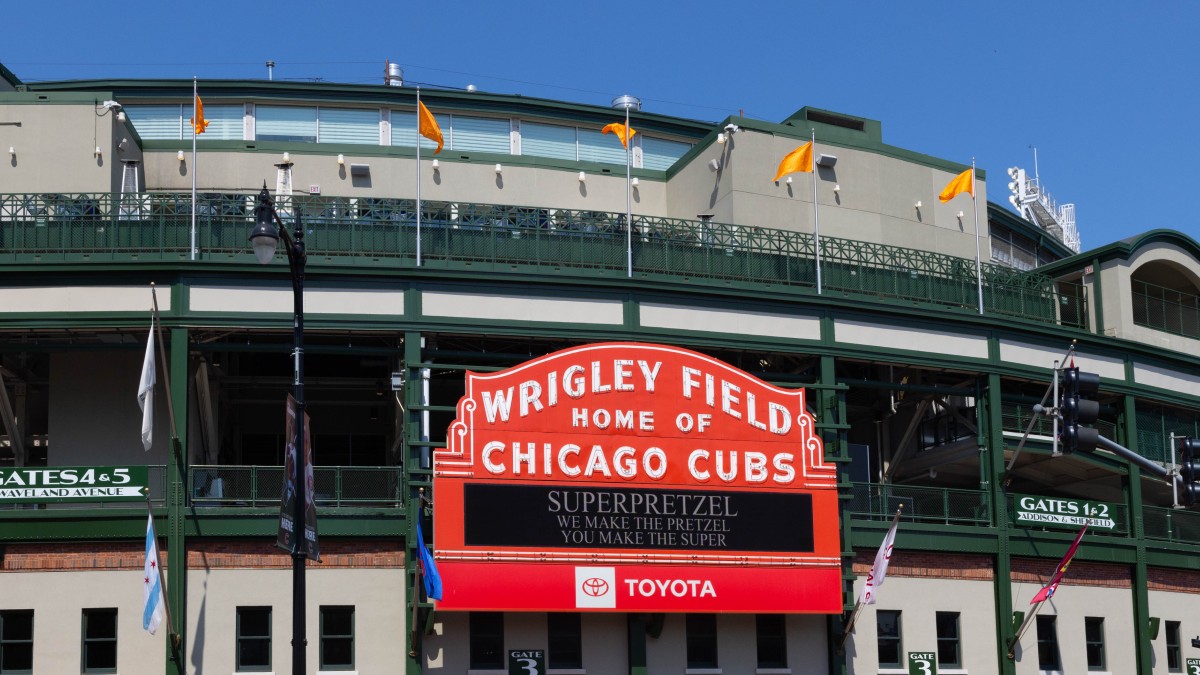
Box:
[276,394,319,559]
[276,395,299,551]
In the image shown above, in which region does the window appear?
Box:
[0,610,33,674]
[641,136,692,171]
[469,612,504,670]
[685,614,718,669]
[318,108,379,145]
[1084,617,1105,671]
[81,608,117,673]
[257,106,318,143]
[392,111,449,152]
[935,611,961,668]
[319,606,354,671]
[451,116,511,154]
[577,128,627,166]
[547,613,581,670]
[876,610,902,667]
[200,104,245,140]
[755,614,787,669]
[236,606,271,672]
[125,103,242,140]
[1036,615,1060,671]
[1166,620,1182,672]
[521,122,577,161]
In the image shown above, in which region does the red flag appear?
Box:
[1030,524,1087,604]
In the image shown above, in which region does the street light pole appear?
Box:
[249,184,308,675]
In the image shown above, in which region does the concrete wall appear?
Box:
[186,567,405,674]
[1148,588,1198,674]
[1096,241,1200,352]
[0,97,139,194]
[1,569,168,674]
[1010,581,1136,675]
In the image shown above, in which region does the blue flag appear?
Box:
[416,520,443,601]
[143,513,166,634]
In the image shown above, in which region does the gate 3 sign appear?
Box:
[432,342,841,613]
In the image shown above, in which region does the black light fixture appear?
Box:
[247,182,309,675]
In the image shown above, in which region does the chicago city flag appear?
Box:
[143,513,166,634]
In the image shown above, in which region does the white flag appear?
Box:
[859,516,900,605]
[142,513,166,634]
[138,322,155,451]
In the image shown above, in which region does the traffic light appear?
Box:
[1060,367,1100,454]
[1180,437,1200,507]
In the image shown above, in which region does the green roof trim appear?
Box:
[0,61,22,88]
[1035,229,1200,276]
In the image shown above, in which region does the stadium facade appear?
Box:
[0,61,1198,675]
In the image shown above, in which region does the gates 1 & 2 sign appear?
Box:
[433,342,841,613]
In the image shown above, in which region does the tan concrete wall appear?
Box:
[0,100,138,193]
[0,569,168,674]
[186,566,405,674]
[1148,589,1199,674]
[1096,242,1200,352]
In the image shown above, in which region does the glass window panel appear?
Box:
[1037,615,1060,671]
[451,115,510,154]
[642,136,692,171]
[1085,617,1105,671]
[82,608,117,673]
[0,610,34,673]
[685,614,718,669]
[125,105,183,140]
[236,606,271,672]
[319,108,378,145]
[319,606,354,670]
[469,612,504,670]
[578,128,627,166]
[521,122,576,161]
[547,613,582,670]
[391,111,448,151]
[1167,620,1181,672]
[935,611,960,667]
[877,610,902,667]
[256,105,317,143]
[755,614,787,669]
[200,104,243,140]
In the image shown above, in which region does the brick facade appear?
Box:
[0,540,403,572]
[853,550,994,580]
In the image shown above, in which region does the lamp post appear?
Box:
[248,184,308,675]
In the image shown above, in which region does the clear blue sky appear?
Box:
[4,2,1197,250]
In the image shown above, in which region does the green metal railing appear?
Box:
[188,465,402,508]
[0,191,1087,328]
[1143,505,1200,545]
[1132,279,1200,339]
[846,482,991,525]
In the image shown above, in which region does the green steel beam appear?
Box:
[166,325,188,674]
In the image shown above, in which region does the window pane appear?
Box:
[85,611,116,639]
[257,106,317,143]
[876,610,901,667]
[451,116,510,154]
[1,611,33,641]
[1085,617,1105,670]
[0,610,33,673]
[685,614,718,669]
[1167,620,1181,671]
[470,612,504,669]
[125,105,183,140]
[642,136,692,171]
[756,614,787,668]
[1036,615,1059,670]
[319,108,378,145]
[237,607,271,671]
[391,111,447,151]
[578,128,627,165]
[82,609,117,673]
[521,122,576,161]
[201,104,243,141]
[935,611,960,667]
[320,606,354,670]
[84,642,116,671]
[1,644,32,672]
[547,613,582,669]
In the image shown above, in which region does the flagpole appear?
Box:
[812,129,822,295]
[149,284,178,440]
[624,103,633,278]
[1007,599,1045,659]
[190,78,198,261]
[144,494,179,648]
[972,158,983,315]
[415,88,423,268]
[839,504,903,648]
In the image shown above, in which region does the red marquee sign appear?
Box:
[432,342,841,613]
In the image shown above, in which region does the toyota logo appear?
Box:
[581,577,610,597]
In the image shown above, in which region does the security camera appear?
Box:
[100,100,123,111]
[724,124,740,134]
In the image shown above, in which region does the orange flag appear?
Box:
[190,95,209,135]
[939,168,974,203]
[772,142,813,182]
[418,100,444,154]
[602,122,637,149]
